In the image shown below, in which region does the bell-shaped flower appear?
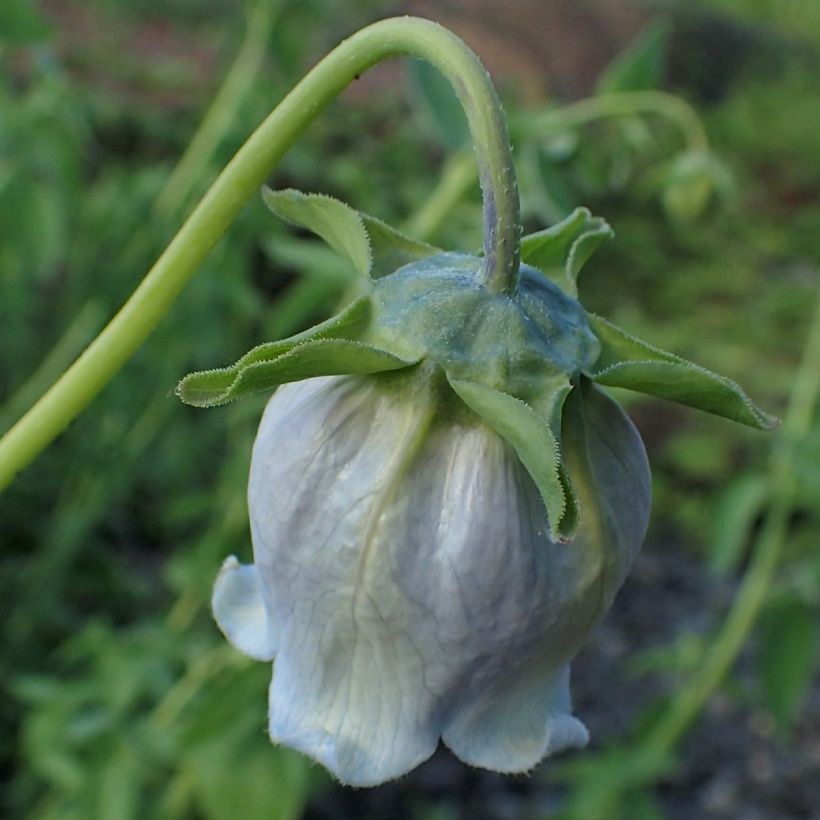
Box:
[212,369,649,785]
[178,190,775,786]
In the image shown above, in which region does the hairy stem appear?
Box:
[0,16,520,490]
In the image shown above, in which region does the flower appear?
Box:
[179,191,773,787]
[212,366,652,786]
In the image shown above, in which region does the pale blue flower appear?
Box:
[212,369,651,786]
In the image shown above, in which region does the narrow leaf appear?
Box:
[708,474,769,575]
[587,314,779,430]
[448,378,570,541]
[521,208,613,297]
[596,20,669,94]
[759,596,819,730]
[359,214,441,279]
[262,188,371,276]
[178,339,416,407]
[408,58,470,150]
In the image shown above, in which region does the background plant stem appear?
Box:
[153,0,279,217]
[0,1,277,437]
[0,16,520,490]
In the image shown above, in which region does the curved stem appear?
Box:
[0,3,277,433]
[642,293,820,754]
[0,17,520,491]
[518,89,709,153]
[403,89,709,246]
[154,0,279,216]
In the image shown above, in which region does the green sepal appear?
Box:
[586,314,778,430]
[358,213,441,279]
[177,296,417,407]
[262,187,371,276]
[178,338,416,407]
[447,377,576,542]
[210,294,370,373]
[520,208,613,298]
[262,187,441,281]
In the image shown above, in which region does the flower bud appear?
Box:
[179,190,774,787]
[213,367,651,785]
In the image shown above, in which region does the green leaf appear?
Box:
[408,58,470,150]
[596,20,669,94]
[587,314,779,430]
[708,474,769,575]
[529,145,578,225]
[0,0,52,44]
[262,188,371,276]
[759,596,819,730]
[359,214,441,279]
[178,339,415,407]
[520,208,613,297]
[189,743,310,820]
[447,378,571,541]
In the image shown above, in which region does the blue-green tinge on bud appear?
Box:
[177,188,776,785]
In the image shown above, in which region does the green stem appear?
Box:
[404,89,709,246]
[401,148,475,241]
[150,646,236,730]
[577,294,820,820]
[518,89,709,152]
[0,17,520,490]
[0,4,274,434]
[154,0,279,216]
[643,294,820,753]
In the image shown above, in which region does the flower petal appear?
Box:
[212,557,276,661]
[247,373,612,784]
[442,663,588,771]
[250,375,444,785]
[266,612,442,786]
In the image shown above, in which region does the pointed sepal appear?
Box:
[262,188,371,276]
[359,213,441,279]
[586,314,778,430]
[178,339,416,407]
[177,296,418,407]
[262,187,441,281]
[520,208,613,297]
[447,377,576,541]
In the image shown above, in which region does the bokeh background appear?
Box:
[2,0,819,818]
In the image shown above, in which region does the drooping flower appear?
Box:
[212,368,649,785]
[178,190,775,786]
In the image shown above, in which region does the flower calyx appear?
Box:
[177,187,776,540]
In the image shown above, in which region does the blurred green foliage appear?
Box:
[1,0,819,818]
